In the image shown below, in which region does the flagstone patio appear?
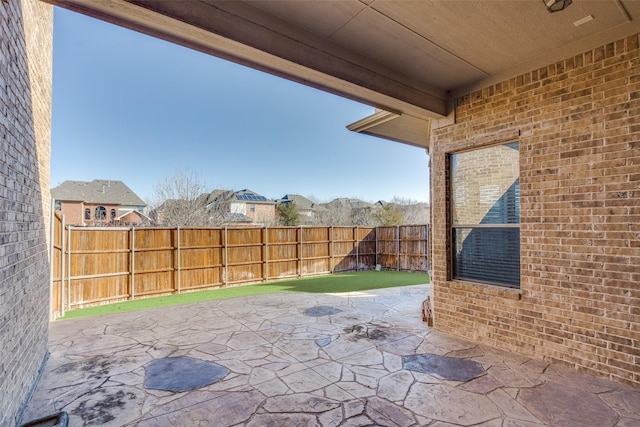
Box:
[22,284,640,426]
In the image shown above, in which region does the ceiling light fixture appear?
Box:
[574,15,594,26]
[544,0,572,13]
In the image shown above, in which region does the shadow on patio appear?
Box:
[23,284,640,426]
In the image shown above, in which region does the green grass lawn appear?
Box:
[60,271,429,320]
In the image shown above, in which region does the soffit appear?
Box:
[365,0,635,78]
[244,0,639,94]
[246,0,484,90]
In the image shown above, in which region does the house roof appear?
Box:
[116,209,151,222]
[198,189,232,206]
[222,212,253,223]
[231,188,275,205]
[276,194,315,211]
[206,189,274,209]
[233,189,272,203]
[46,0,640,147]
[321,198,375,210]
[51,180,146,206]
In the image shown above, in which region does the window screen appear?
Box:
[450,142,520,288]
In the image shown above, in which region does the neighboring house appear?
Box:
[275,194,317,224]
[220,212,254,225]
[197,188,229,207]
[52,179,148,227]
[207,189,275,225]
[276,194,315,215]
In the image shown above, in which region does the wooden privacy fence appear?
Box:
[50,219,430,319]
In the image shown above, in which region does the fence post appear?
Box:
[49,199,54,320]
[415,226,420,272]
[375,226,378,268]
[65,222,70,314]
[299,226,303,278]
[397,225,400,271]
[131,227,135,300]
[224,226,228,287]
[177,226,181,294]
[59,215,66,318]
[355,226,359,272]
[264,226,269,282]
[330,226,334,273]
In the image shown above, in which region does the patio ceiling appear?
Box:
[44,0,640,147]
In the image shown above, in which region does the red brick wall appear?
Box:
[83,203,119,225]
[120,210,137,224]
[430,34,640,386]
[60,200,84,225]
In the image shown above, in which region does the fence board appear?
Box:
[133,228,175,297]
[51,212,63,319]
[180,228,225,290]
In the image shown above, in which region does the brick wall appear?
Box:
[119,210,145,225]
[247,202,276,224]
[430,34,640,386]
[0,0,53,425]
[60,200,84,225]
[82,202,119,226]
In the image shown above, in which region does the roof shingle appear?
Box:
[51,180,146,206]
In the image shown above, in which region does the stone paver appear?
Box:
[402,353,485,381]
[22,284,640,426]
[144,357,230,392]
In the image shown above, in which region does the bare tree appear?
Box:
[203,189,235,226]
[314,205,349,226]
[314,198,377,226]
[390,196,430,224]
[149,170,211,227]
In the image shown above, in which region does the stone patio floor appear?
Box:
[22,284,640,426]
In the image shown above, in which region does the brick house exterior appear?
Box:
[276,194,318,225]
[52,179,148,226]
[207,189,276,225]
[430,34,640,386]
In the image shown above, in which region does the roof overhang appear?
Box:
[347,110,431,149]
[46,0,447,119]
[117,209,150,221]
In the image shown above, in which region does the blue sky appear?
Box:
[51,8,430,203]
